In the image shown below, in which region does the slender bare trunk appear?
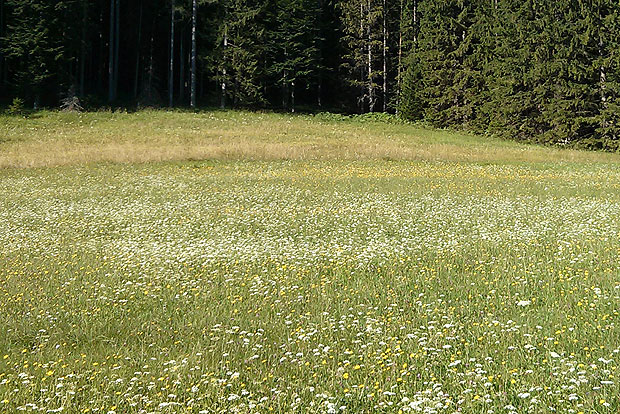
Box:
[200,70,204,100]
[290,81,295,113]
[317,42,322,107]
[113,0,120,100]
[413,1,417,43]
[282,45,288,111]
[134,1,142,99]
[148,19,154,94]
[599,14,606,111]
[179,30,184,104]
[283,70,288,110]
[396,0,403,114]
[79,1,87,97]
[169,0,175,107]
[0,0,4,90]
[220,29,227,109]
[367,0,375,112]
[600,61,606,107]
[98,10,104,93]
[599,7,608,134]
[190,0,197,108]
[108,0,115,102]
[382,0,387,112]
[359,0,365,113]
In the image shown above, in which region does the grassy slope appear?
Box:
[0,111,619,413]
[1,110,619,168]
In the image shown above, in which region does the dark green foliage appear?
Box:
[264,0,323,111]
[398,0,620,150]
[592,0,620,151]
[398,52,422,120]
[1,0,620,150]
[7,96,25,115]
[2,0,76,105]
[214,0,266,107]
[414,0,479,127]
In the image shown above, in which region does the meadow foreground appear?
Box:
[1,112,620,413]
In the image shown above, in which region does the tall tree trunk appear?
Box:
[79,1,88,97]
[396,0,403,115]
[134,1,142,100]
[598,8,608,133]
[317,50,322,108]
[190,0,197,108]
[169,0,175,107]
[179,29,185,104]
[0,0,4,91]
[282,45,288,110]
[200,70,204,100]
[413,0,417,44]
[113,0,120,100]
[282,70,288,110]
[382,0,387,112]
[290,81,295,113]
[98,9,104,93]
[367,0,375,112]
[599,52,606,108]
[148,18,154,95]
[0,0,4,89]
[220,29,226,109]
[359,0,365,113]
[108,0,115,102]
[598,8,606,112]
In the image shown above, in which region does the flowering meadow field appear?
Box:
[1,112,620,413]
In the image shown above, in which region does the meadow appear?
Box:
[1,111,619,413]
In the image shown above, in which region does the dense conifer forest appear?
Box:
[1,0,619,149]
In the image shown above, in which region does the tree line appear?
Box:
[1,0,619,150]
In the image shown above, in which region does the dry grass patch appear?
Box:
[1,110,618,168]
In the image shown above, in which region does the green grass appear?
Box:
[1,111,619,413]
[1,110,619,168]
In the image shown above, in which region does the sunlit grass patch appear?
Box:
[1,110,619,168]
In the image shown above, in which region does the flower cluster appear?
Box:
[0,160,618,413]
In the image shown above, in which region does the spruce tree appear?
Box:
[593,0,620,150]
[266,0,322,112]
[396,0,419,117]
[213,0,265,107]
[415,0,482,127]
[2,0,75,106]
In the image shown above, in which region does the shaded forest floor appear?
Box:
[1,110,619,169]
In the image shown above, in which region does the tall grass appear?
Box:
[1,110,618,168]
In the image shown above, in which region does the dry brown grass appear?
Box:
[1,110,618,168]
